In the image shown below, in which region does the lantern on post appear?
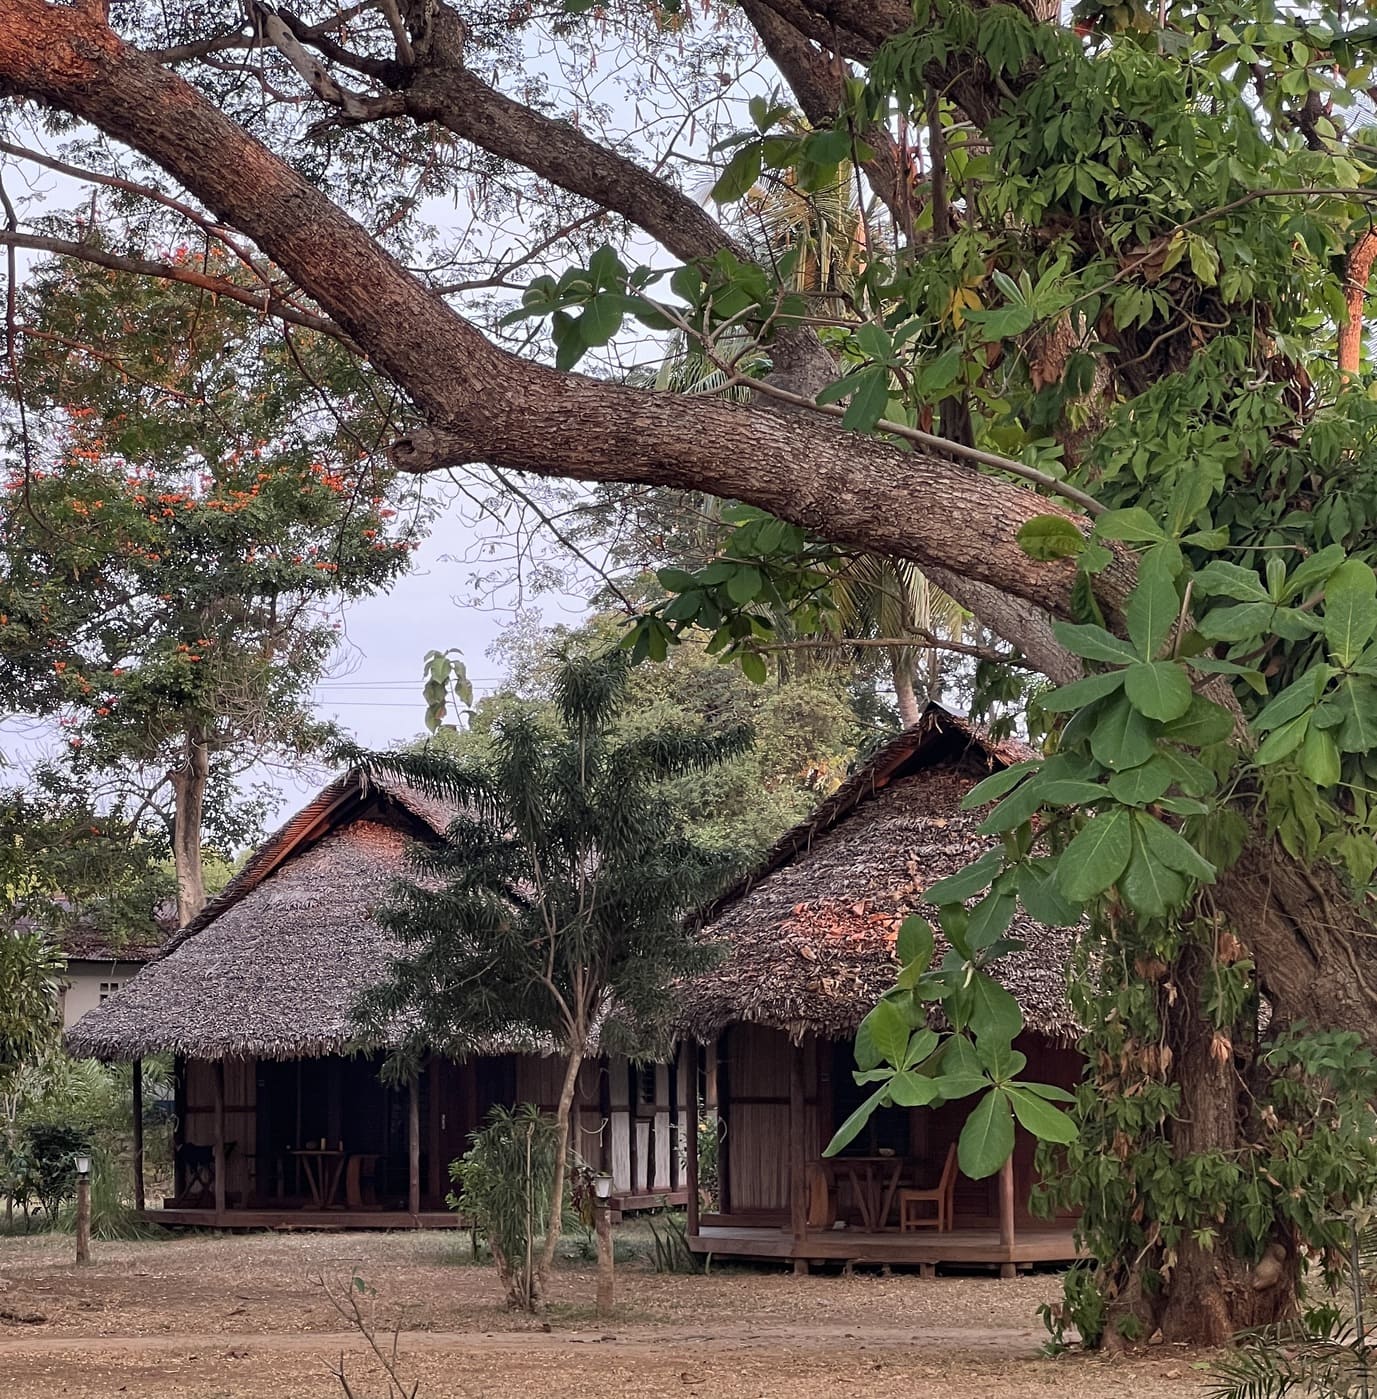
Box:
[593,1172,614,1318]
[74,1153,92,1266]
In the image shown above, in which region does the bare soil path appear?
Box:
[0,1231,1211,1397]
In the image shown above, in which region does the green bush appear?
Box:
[20,1118,94,1223]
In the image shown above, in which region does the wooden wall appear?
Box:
[182,1058,257,1202]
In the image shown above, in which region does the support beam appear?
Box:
[998,1155,1016,1280]
[686,1044,701,1237]
[213,1059,226,1217]
[408,1073,421,1220]
[131,1057,145,1213]
[789,1037,808,1246]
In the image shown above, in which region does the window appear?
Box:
[638,1065,657,1106]
[98,981,121,1004]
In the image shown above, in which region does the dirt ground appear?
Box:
[0,1230,1212,1397]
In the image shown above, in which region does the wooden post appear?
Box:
[686,1044,701,1237]
[75,1170,91,1265]
[998,1154,1016,1280]
[132,1057,145,1213]
[789,1037,808,1272]
[213,1060,226,1218]
[408,1073,421,1219]
[717,1038,731,1215]
[595,1197,614,1318]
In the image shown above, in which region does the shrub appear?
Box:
[21,1118,94,1223]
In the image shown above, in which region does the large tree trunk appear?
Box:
[1109,944,1299,1346]
[891,652,923,728]
[167,729,208,926]
[535,1040,585,1297]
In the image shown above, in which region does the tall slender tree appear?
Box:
[352,654,748,1303]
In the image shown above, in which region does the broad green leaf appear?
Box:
[1253,669,1329,733]
[1288,544,1347,599]
[1036,779,1111,806]
[1164,697,1234,747]
[1020,1081,1077,1103]
[931,1071,990,1100]
[1017,859,1083,926]
[1094,507,1167,544]
[939,1036,981,1077]
[1125,549,1180,659]
[712,142,762,202]
[902,1027,940,1069]
[1107,758,1172,806]
[1056,808,1134,901]
[854,1013,881,1071]
[738,650,767,685]
[1134,811,1216,883]
[924,849,1004,905]
[1006,1086,1078,1143]
[888,1070,942,1107]
[1120,838,1188,917]
[841,368,892,432]
[978,776,1054,833]
[896,915,934,970]
[958,1089,1015,1179]
[968,972,1024,1041]
[859,998,909,1068]
[1017,514,1086,561]
[1039,670,1127,712]
[1197,602,1277,643]
[960,760,1042,809]
[1052,622,1140,665]
[968,890,1017,949]
[1090,695,1159,771]
[1193,560,1270,603]
[823,1083,890,1156]
[1297,725,1341,786]
[1331,676,1377,752]
[1123,661,1193,721]
[977,1040,1027,1082]
[1254,712,1308,765]
[1324,559,1377,666]
[726,565,762,606]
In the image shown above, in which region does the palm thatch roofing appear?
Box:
[64,770,461,1063]
[677,705,1080,1045]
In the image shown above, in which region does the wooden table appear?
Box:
[831,1156,907,1231]
[291,1147,347,1209]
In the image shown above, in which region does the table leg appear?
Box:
[300,1156,322,1207]
[325,1156,346,1208]
[877,1161,904,1232]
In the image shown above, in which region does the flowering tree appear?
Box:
[0,255,424,921]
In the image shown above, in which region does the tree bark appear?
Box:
[536,1041,585,1294]
[892,652,923,728]
[168,729,209,927]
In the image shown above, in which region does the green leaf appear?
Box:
[841,369,891,432]
[1017,859,1083,926]
[1120,837,1188,917]
[1163,697,1234,747]
[1324,559,1377,666]
[1090,695,1159,771]
[924,849,1004,905]
[1052,622,1139,665]
[968,972,1024,1041]
[1331,676,1377,752]
[1288,544,1347,599]
[968,889,1017,949]
[1297,725,1341,786]
[1107,758,1172,806]
[1056,808,1134,900]
[896,915,934,970]
[1020,1081,1076,1103]
[712,142,762,202]
[977,775,1054,833]
[1125,549,1180,659]
[1094,508,1166,544]
[1193,560,1270,603]
[1017,514,1086,561]
[938,1036,981,1078]
[1123,660,1193,721]
[804,128,851,164]
[738,650,768,685]
[1006,1086,1078,1143]
[888,1070,942,1107]
[1254,712,1309,765]
[823,1083,891,1156]
[1036,779,1111,806]
[977,1039,1026,1082]
[958,1089,1015,1179]
[1196,602,1279,643]
[726,566,762,606]
[931,1071,990,1100]
[960,759,1042,809]
[859,998,909,1068]
[1253,669,1329,733]
[1134,811,1216,883]
[1039,670,1126,712]
[902,1027,940,1069]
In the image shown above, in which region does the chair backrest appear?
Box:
[938,1142,958,1193]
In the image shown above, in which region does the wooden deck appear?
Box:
[689,1223,1086,1273]
[146,1208,465,1231]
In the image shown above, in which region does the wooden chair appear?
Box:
[897,1144,958,1232]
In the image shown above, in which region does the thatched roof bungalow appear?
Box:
[66,770,692,1228]
[677,705,1085,1275]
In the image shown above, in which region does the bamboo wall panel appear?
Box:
[184,1058,257,1200]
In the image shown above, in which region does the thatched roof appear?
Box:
[677,706,1080,1044]
[65,771,458,1063]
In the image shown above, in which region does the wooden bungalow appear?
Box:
[676,706,1086,1276]
[65,770,690,1228]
